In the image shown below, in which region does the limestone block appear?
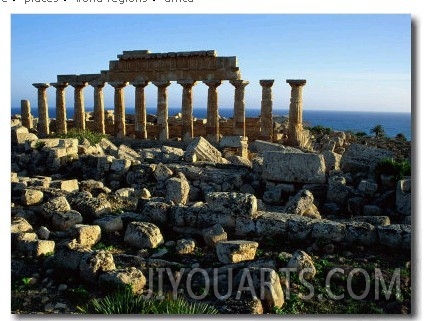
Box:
[184,136,224,163]
[233,268,284,311]
[235,217,256,236]
[321,150,341,172]
[377,224,411,249]
[327,176,350,206]
[99,267,146,294]
[67,191,111,218]
[363,205,382,216]
[358,180,378,196]
[117,144,142,163]
[154,163,173,181]
[79,250,116,284]
[94,215,124,233]
[99,138,118,157]
[21,189,44,206]
[13,132,38,145]
[255,212,289,237]
[287,215,317,241]
[140,201,170,225]
[254,140,302,156]
[53,240,91,270]
[396,179,411,216]
[124,222,164,249]
[52,210,83,231]
[283,189,321,219]
[311,220,346,242]
[353,216,390,227]
[197,207,237,229]
[340,143,394,174]
[11,217,33,234]
[50,179,79,192]
[203,224,227,247]
[226,155,253,168]
[206,192,258,219]
[12,232,38,252]
[166,177,190,205]
[219,293,263,314]
[216,240,258,264]
[33,240,55,257]
[97,155,114,172]
[344,221,377,245]
[176,239,196,254]
[171,204,201,227]
[115,187,135,198]
[161,145,184,162]
[287,250,316,280]
[37,226,50,240]
[263,152,326,184]
[72,224,102,247]
[262,188,282,204]
[111,158,131,173]
[220,136,246,148]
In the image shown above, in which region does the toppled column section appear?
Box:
[184,136,225,163]
[20,99,33,130]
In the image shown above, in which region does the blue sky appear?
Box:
[11,14,411,113]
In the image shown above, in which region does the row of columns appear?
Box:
[31,79,306,143]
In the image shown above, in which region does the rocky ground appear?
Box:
[10,121,411,315]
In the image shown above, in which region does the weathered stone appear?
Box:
[165,177,190,205]
[99,267,146,294]
[348,197,367,216]
[262,188,282,204]
[176,239,196,254]
[52,210,83,231]
[216,240,258,264]
[94,215,124,233]
[12,232,38,252]
[206,192,258,219]
[283,189,321,219]
[49,179,79,192]
[358,180,378,196]
[117,144,142,163]
[79,250,116,284]
[153,163,173,181]
[203,224,228,247]
[255,212,289,237]
[52,240,91,270]
[33,240,55,257]
[37,226,50,240]
[184,136,225,163]
[396,179,411,216]
[72,224,101,247]
[321,150,341,172]
[21,189,44,206]
[363,205,383,216]
[377,224,411,249]
[287,215,317,241]
[97,155,114,172]
[344,221,377,245]
[226,155,253,168]
[98,138,118,156]
[254,140,302,156]
[67,191,111,218]
[124,222,164,249]
[340,143,394,175]
[140,201,170,225]
[327,175,350,206]
[115,187,135,198]
[161,145,184,162]
[218,292,263,314]
[111,158,131,173]
[263,152,326,184]
[353,216,390,226]
[11,217,33,233]
[40,196,71,219]
[287,250,316,280]
[235,217,256,236]
[311,220,346,242]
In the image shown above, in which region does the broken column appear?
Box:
[32,83,50,136]
[132,80,149,139]
[110,81,129,138]
[204,80,222,143]
[90,80,106,134]
[153,81,171,141]
[230,80,249,136]
[20,99,33,129]
[260,80,274,141]
[178,80,197,142]
[51,82,68,134]
[70,81,88,130]
[286,79,307,147]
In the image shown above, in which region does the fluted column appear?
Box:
[70,82,88,130]
[178,80,197,142]
[110,81,129,138]
[32,83,50,136]
[20,99,33,129]
[51,82,68,134]
[286,79,307,146]
[153,81,171,141]
[230,80,249,136]
[260,80,274,141]
[131,80,149,139]
[203,80,222,142]
[90,81,106,134]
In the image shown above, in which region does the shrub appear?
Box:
[55,128,107,146]
[395,133,407,141]
[370,124,385,138]
[375,158,411,182]
[308,125,333,136]
[354,131,368,137]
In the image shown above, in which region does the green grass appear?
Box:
[55,128,107,146]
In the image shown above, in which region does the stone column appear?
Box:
[131,80,149,139]
[70,82,88,130]
[51,82,68,134]
[32,83,50,136]
[230,80,249,136]
[286,79,307,146]
[90,81,106,134]
[20,99,33,129]
[178,80,197,142]
[153,81,171,141]
[260,80,274,141]
[110,81,129,138]
[203,80,222,143]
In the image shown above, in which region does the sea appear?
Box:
[11,107,412,141]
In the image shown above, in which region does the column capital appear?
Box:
[51,82,68,89]
[203,80,222,88]
[131,80,149,88]
[230,80,249,88]
[286,79,307,86]
[177,80,197,88]
[89,80,106,88]
[152,80,171,88]
[69,81,88,88]
[32,83,50,89]
[109,81,129,88]
[260,80,275,87]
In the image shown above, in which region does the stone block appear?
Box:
[255,212,289,237]
[184,136,224,163]
[99,267,146,294]
[94,215,124,233]
[254,140,302,156]
[216,240,258,264]
[202,224,227,247]
[206,192,258,219]
[33,240,55,257]
[72,224,102,247]
[344,221,377,245]
[377,224,411,249]
[321,150,341,172]
[124,222,164,249]
[396,179,411,216]
[79,250,116,284]
[283,189,321,219]
[166,177,190,205]
[52,210,83,231]
[21,189,44,206]
[311,220,346,242]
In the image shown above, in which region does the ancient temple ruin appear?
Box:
[26,50,310,148]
